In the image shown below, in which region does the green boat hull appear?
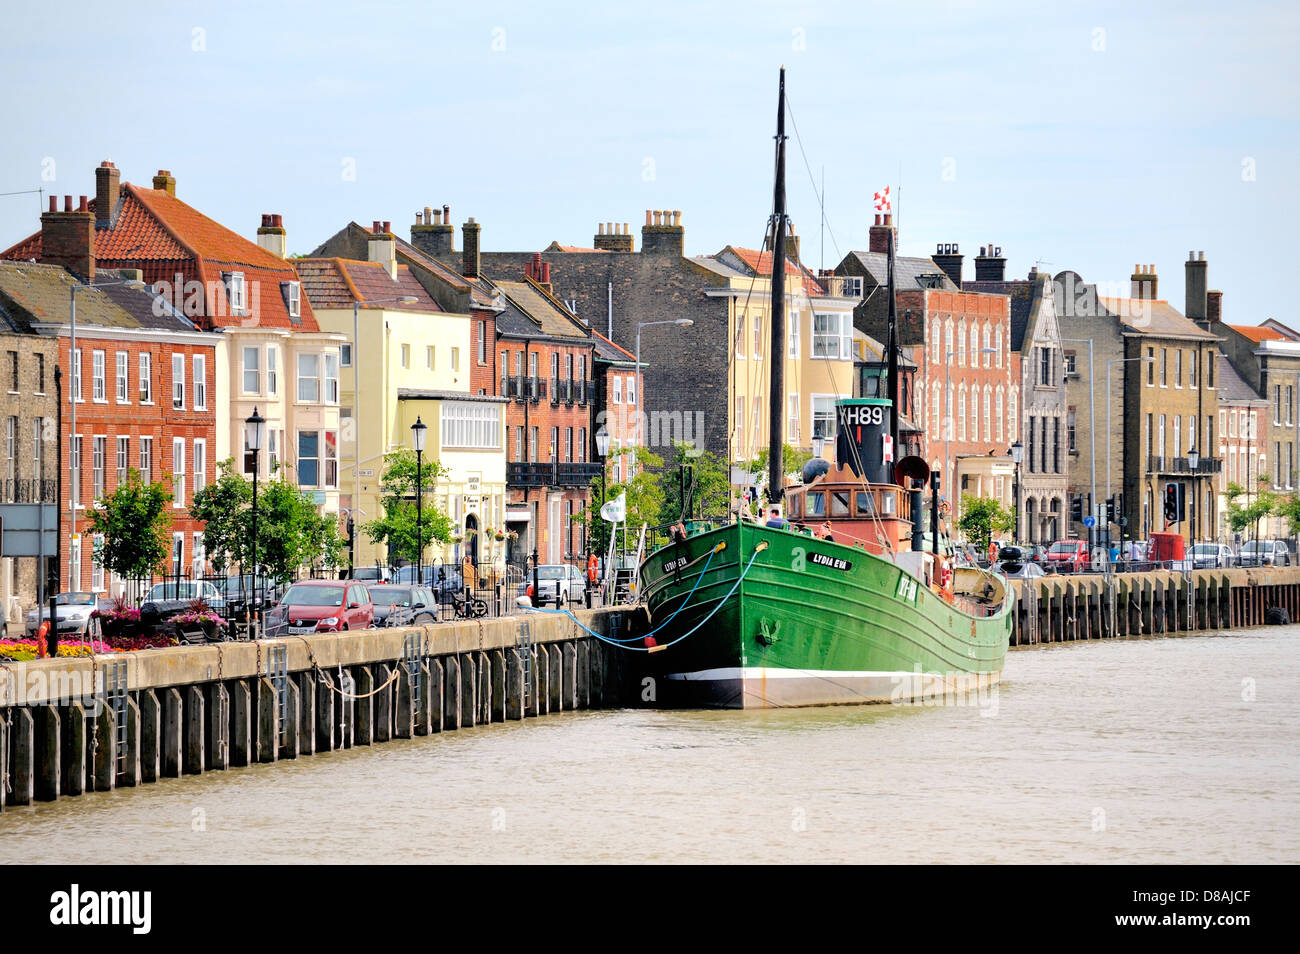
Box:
[637,522,1013,709]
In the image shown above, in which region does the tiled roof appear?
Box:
[1099,297,1218,339]
[842,251,959,293]
[963,278,1037,351]
[1,180,316,332]
[1228,323,1285,343]
[545,242,601,253]
[716,246,826,296]
[392,234,497,308]
[493,278,591,339]
[0,261,194,334]
[591,328,636,362]
[1216,354,1265,403]
[689,256,748,279]
[294,258,441,312]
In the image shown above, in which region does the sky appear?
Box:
[1,0,1297,324]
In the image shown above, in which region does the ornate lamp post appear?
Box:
[1187,448,1200,543]
[410,416,427,584]
[246,407,266,632]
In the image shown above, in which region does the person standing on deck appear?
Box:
[766,508,790,530]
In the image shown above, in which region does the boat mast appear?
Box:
[768,66,788,504]
[885,213,900,466]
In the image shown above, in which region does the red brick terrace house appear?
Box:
[2,163,349,563]
[0,234,219,595]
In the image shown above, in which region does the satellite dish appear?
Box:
[895,456,931,485]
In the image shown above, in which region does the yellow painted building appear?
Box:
[297,249,506,570]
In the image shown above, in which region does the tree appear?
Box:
[86,468,173,582]
[956,493,1014,554]
[659,440,732,524]
[584,446,663,556]
[1224,480,1276,540]
[743,442,813,494]
[361,449,452,566]
[190,458,252,573]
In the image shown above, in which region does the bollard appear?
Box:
[478,652,491,725]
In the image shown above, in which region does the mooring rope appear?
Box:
[526,541,768,653]
[597,541,725,644]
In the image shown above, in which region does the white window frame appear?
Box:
[626,374,637,407]
[92,349,106,403]
[811,394,837,441]
[324,352,339,404]
[340,343,352,368]
[788,308,800,359]
[192,533,206,578]
[73,348,83,402]
[788,392,800,442]
[840,313,853,360]
[91,533,105,593]
[612,376,623,405]
[193,438,207,494]
[138,352,152,404]
[285,280,301,319]
[116,435,129,486]
[172,438,185,508]
[193,354,207,410]
[440,402,502,451]
[753,313,763,360]
[297,352,321,403]
[172,353,185,409]
[228,272,247,314]
[139,436,153,484]
[736,312,747,359]
[115,350,129,403]
[92,434,106,500]
[401,344,410,369]
[267,345,279,396]
[242,345,260,394]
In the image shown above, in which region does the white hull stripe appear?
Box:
[665,666,999,681]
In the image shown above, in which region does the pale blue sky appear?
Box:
[2,0,1296,323]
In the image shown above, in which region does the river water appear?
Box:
[2,628,1296,864]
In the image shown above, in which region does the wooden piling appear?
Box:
[60,703,85,797]
[316,671,337,751]
[140,689,161,781]
[36,706,64,800]
[120,696,142,787]
[427,659,444,734]
[183,686,205,776]
[256,677,278,764]
[505,649,525,721]
[281,679,300,760]
[9,707,34,806]
[374,664,394,742]
[394,664,414,740]
[93,704,116,791]
[561,642,577,709]
[443,656,460,731]
[161,687,183,777]
[460,654,476,728]
[548,645,563,712]
[229,682,252,767]
[489,651,506,723]
[205,682,229,771]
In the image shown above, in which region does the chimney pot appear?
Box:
[673,210,682,226]
[645,210,652,226]
[63,196,72,212]
[442,204,449,223]
[541,262,551,284]
[373,220,381,232]
[623,222,629,235]
[382,221,391,234]
[598,223,605,236]
[48,196,56,213]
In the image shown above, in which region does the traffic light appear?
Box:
[1163,482,1185,524]
[1070,495,1083,523]
[1105,496,1115,525]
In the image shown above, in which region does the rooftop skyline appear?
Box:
[1,0,1296,324]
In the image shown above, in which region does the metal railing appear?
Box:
[1146,455,1223,475]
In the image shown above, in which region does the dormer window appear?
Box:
[226,272,247,314]
[283,280,301,318]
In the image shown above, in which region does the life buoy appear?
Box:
[587,554,598,582]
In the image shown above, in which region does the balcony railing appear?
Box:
[576,378,591,406]
[1147,455,1223,475]
[2,478,57,503]
[507,460,602,489]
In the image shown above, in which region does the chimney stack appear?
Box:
[151,169,176,196]
[462,217,481,279]
[410,202,455,262]
[641,209,684,256]
[868,213,896,254]
[1207,290,1223,324]
[94,161,120,229]
[1185,250,1208,323]
[1131,263,1158,300]
[257,212,287,258]
[594,220,633,252]
[40,194,95,280]
[932,242,963,286]
[973,244,1006,282]
[788,222,800,264]
[367,221,398,279]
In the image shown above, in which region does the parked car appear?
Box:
[1000,560,1046,579]
[273,580,374,633]
[519,564,587,606]
[213,575,281,615]
[1238,539,1292,567]
[1045,540,1090,573]
[1190,543,1236,569]
[24,592,98,638]
[349,566,393,585]
[393,564,464,601]
[369,584,439,627]
[146,580,226,615]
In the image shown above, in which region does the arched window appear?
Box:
[1008,387,1019,441]
[958,387,967,441]
[983,387,992,441]
[931,319,941,364]
[971,324,980,365]
[934,389,942,439]
[971,386,980,441]
[957,318,966,366]
[995,327,1003,367]
[995,387,1005,442]
[945,320,954,365]
[917,380,926,429]
[982,325,991,367]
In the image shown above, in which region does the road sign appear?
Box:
[0,503,59,556]
[1083,515,1096,528]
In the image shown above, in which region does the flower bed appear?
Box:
[0,638,116,662]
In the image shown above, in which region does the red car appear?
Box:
[1045,540,1090,573]
[276,580,374,634]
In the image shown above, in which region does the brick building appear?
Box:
[1213,355,1268,542]
[835,218,1020,525]
[0,324,59,622]
[0,256,220,596]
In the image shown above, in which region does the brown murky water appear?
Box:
[2,629,1296,863]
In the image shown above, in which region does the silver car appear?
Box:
[25,592,99,638]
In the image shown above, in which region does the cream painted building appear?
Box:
[298,248,505,569]
[698,248,858,482]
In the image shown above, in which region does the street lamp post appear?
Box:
[1010,440,1024,541]
[594,427,612,606]
[351,295,418,574]
[410,416,427,585]
[1104,354,1156,557]
[634,318,693,464]
[246,408,266,634]
[1187,448,1200,542]
[67,277,143,593]
[1062,338,1098,552]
